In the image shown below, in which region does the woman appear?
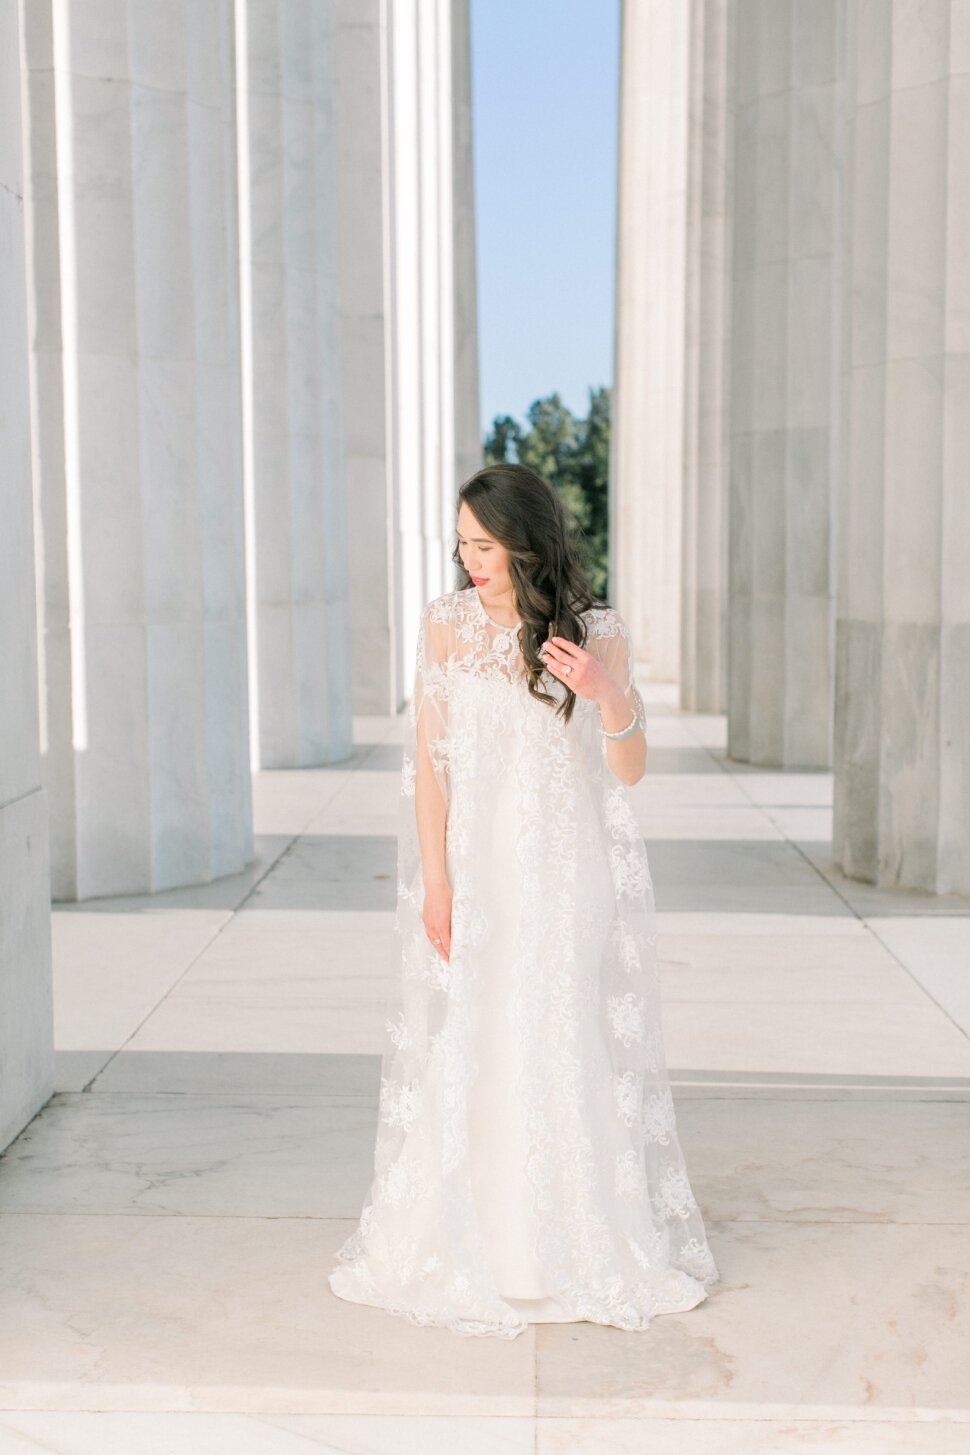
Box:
[329,464,719,1338]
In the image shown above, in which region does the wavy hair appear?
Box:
[453,463,607,726]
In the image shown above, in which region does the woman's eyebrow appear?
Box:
[457,534,493,543]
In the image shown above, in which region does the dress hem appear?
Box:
[327,1264,716,1339]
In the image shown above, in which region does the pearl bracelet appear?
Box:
[601,706,640,740]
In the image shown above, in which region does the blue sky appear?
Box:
[469,0,620,434]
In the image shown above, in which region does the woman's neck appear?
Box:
[477,585,520,628]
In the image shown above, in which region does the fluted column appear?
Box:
[450,0,481,494]
[611,0,690,682]
[833,0,970,893]
[681,0,735,713]
[386,0,482,703]
[1,0,54,1150]
[22,1,252,899]
[725,0,843,767]
[236,0,352,769]
[335,0,393,715]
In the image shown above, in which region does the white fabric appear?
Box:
[329,586,719,1338]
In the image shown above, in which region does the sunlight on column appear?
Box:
[52,0,87,753]
[233,1,261,772]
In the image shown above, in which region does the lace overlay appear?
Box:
[328,586,719,1338]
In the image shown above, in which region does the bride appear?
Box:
[329,463,719,1338]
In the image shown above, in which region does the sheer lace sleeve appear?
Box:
[412,600,452,810]
[587,606,647,736]
[396,596,453,934]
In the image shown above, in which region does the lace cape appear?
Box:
[330,586,719,1337]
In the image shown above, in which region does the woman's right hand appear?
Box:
[422,878,452,962]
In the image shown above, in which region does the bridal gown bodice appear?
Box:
[328,586,719,1338]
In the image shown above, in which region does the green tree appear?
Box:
[483,387,611,598]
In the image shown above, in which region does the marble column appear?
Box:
[335,0,393,717]
[1,0,54,1151]
[611,0,690,683]
[680,0,735,713]
[385,0,482,706]
[450,0,481,495]
[726,0,842,767]
[236,0,352,769]
[833,0,970,894]
[22,1,252,900]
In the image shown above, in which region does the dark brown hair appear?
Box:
[453,462,606,725]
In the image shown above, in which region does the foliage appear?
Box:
[482,387,611,598]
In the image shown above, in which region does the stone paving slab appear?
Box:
[2,1093,968,1226]
[0,1215,536,1415]
[534,1220,970,1420]
[1,1412,967,1453]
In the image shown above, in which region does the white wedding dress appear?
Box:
[329,585,719,1338]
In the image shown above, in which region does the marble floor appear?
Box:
[1,690,969,1453]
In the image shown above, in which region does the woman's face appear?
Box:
[456,502,514,602]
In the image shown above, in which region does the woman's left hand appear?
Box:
[538,636,618,704]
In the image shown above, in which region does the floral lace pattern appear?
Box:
[329,586,719,1338]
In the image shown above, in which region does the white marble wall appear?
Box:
[22,1,253,899]
[611,0,690,682]
[680,0,735,713]
[1,0,54,1150]
[236,0,352,769]
[833,0,970,894]
[386,0,481,704]
[725,0,842,767]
